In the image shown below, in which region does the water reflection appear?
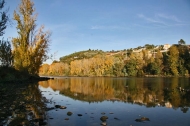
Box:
[0,83,47,126]
[39,77,190,111]
[25,84,47,119]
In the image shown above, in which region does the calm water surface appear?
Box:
[38,77,190,126]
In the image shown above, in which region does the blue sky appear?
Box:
[3,0,190,64]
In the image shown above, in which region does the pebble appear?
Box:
[67,111,73,116]
[78,114,82,116]
[101,122,107,126]
[65,118,69,120]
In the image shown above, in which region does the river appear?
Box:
[38,77,190,126]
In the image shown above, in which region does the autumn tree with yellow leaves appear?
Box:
[12,0,51,75]
[70,55,115,76]
[168,46,179,76]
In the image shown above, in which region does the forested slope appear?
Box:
[39,43,190,77]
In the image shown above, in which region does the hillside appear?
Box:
[59,49,128,64]
[59,44,165,64]
[40,43,190,77]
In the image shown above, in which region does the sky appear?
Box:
[3,0,190,64]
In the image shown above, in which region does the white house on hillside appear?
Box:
[163,44,171,50]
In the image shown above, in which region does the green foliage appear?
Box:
[147,62,159,75]
[162,52,170,75]
[0,0,8,36]
[59,49,104,64]
[178,39,186,45]
[0,39,13,66]
[144,44,156,50]
[0,0,12,67]
[178,61,186,76]
[178,45,190,73]
[113,62,125,76]
[124,59,138,76]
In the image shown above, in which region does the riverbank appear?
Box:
[39,74,190,78]
[0,66,53,83]
[0,67,53,125]
[0,79,52,126]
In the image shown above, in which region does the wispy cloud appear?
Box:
[137,14,166,25]
[157,14,181,22]
[137,13,189,27]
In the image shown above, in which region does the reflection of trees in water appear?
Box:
[126,78,144,103]
[25,84,46,119]
[170,78,181,108]
[67,77,127,102]
[39,79,70,91]
[8,83,47,125]
[163,78,190,110]
[38,77,190,110]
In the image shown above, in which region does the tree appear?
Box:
[48,62,69,75]
[0,39,13,66]
[0,0,12,67]
[144,44,155,50]
[12,0,51,75]
[113,58,125,76]
[70,60,82,75]
[147,61,159,75]
[168,46,179,76]
[0,0,8,36]
[178,39,186,45]
[162,52,170,75]
[124,59,138,76]
[176,44,190,75]
[154,50,163,75]
[39,63,49,75]
[124,51,145,76]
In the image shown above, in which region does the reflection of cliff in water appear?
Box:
[39,77,190,109]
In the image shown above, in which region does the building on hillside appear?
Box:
[163,44,171,50]
[187,45,190,49]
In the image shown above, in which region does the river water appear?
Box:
[38,77,190,126]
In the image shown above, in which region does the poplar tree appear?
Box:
[168,46,179,76]
[12,0,51,75]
